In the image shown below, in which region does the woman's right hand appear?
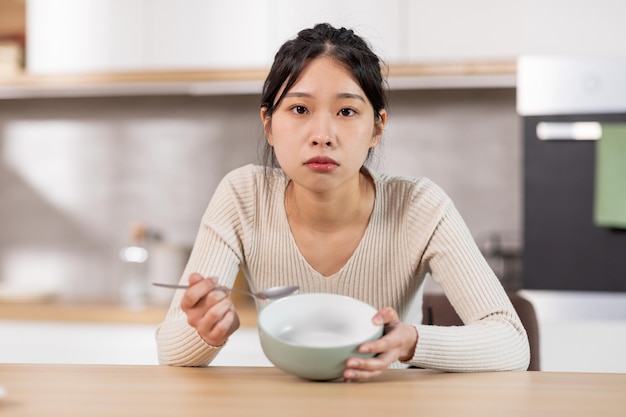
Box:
[180,273,240,347]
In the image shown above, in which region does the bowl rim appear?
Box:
[258,292,383,349]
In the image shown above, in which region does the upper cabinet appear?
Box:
[26,0,406,74]
[265,0,404,64]
[404,0,522,62]
[143,0,269,70]
[27,0,145,74]
[25,0,526,75]
[26,0,271,74]
[16,0,626,76]
[520,0,626,56]
[2,0,538,97]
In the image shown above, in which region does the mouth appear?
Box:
[304,156,339,172]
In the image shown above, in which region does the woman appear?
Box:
[156,23,530,381]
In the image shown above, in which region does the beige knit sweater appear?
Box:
[156,164,530,372]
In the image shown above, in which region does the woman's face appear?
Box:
[262,57,386,194]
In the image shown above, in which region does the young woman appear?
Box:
[156,23,530,381]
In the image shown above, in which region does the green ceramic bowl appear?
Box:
[258,293,383,381]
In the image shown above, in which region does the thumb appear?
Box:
[373,306,398,325]
[187,273,204,286]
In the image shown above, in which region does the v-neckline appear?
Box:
[279,169,379,279]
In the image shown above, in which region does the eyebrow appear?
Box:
[284,92,366,102]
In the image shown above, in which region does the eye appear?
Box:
[290,105,308,115]
[339,108,356,117]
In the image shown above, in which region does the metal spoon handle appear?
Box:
[151,282,258,298]
[152,283,190,290]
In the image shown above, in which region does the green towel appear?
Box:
[594,123,626,229]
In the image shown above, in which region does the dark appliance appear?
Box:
[517,57,626,292]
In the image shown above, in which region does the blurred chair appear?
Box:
[421,292,540,371]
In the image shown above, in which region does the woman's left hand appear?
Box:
[343,306,418,382]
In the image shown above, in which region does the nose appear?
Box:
[308,113,336,148]
[310,137,334,147]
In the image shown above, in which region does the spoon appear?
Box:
[151,282,299,300]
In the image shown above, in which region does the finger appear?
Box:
[206,306,240,342]
[346,353,392,372]
[188,273,204,286]
[185,289,229,327]
[186,273,220,292]
[343,351,398,382]
[198,293,232,324]
[357,332,397,355]
[181,277,218,310]
[343,366,384,382]
[373,306,399,325]
[198,299,239,344]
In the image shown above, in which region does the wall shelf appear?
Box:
[0,61,516,100]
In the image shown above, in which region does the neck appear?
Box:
[285,171,375,232]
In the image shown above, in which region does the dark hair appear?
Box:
[260,23,388,169]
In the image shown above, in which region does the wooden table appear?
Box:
[0,364,624,417]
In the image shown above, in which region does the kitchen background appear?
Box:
[1,0,625,372]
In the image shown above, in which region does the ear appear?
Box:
[260,107,273,146]
[370,109,387,148]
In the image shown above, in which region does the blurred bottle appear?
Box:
[119,223,150,309]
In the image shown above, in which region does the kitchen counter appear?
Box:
[0,300,258,327]
[0,301,268,367]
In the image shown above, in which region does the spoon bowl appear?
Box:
[151,282,299,300]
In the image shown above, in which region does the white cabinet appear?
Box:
[26,0,405,75]
[143,0,269,70]
[402,0,626,61]
[26,0,626,76]
[26,0,271,74]
[27,0,146,74]
[404,0,523,62]
[520,0,626,56]
[267,0,403,64]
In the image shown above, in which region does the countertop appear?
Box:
[0,299,258,327]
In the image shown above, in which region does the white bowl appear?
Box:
[258,293,383,381]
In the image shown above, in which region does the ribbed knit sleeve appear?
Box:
[406,193,530,371]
